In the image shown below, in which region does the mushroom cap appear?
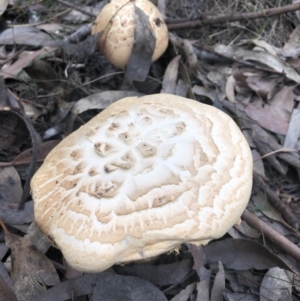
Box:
[91,0,169,69]
[31,94,253,273]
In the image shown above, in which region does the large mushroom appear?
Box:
[31,94,253,273]
[92,0,169,69]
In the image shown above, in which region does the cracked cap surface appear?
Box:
[31,94,253,272]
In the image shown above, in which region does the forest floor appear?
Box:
[1,0,300,300]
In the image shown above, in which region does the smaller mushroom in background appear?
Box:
[30,93,253,273]
[92,0,169,69]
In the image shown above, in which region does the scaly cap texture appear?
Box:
[31,94,253,272]
[92,0,169,68]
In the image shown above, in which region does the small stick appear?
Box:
[54,0,96,18]
[242,209,300,262]
[167,2,300,30]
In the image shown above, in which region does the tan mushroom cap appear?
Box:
[91,0,169,69]
[31,94,253,273]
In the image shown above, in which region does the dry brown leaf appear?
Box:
[192,85,219,102]
[245,103,290,135]
[236,270,260,288]
[125,5,156,83]
[170,282,196,301]
[119,259,193,286]
[61,7,100,23]
[231,65,249,88]
[188,244,206,278]
[23,59,61,91]
[210,262,225,301]
[242,123,265,176]
[25,222,51,254]
[196,281,209,301]
[178,60,194,98]
[195,69,213,88]
[260,268,293,301]
[251,191,299,233]
[245,85,294,135]
[281,24,300,59]
[31,272,167,301]
[0,166,22,204]
[214,44,300,83]
[0,165,32,224]
[271,85,295,111]
[0,47,56,80]
[203,238,290,271]
[221,100,291,174]
[252,39,280,57]
[169,34,198,73]
[23,101,45,121]
[72,91,143,116]
[161,55,181,94]
[246,75,279,100]
[284,108,300,149]
[36,23,64,33]
[175,78,188,97]
[233,220,261,239]
[0,27,57,47]
[0,221,60,301]
[50,99,74,125]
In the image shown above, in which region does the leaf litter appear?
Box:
[1,0,300,300]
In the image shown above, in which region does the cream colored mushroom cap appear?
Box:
[31,94,252,273]
[91,0,169,68]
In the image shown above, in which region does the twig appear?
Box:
[8,8,72,28]
[242,209,300,262]
[167,2,300,30]
[7,0,46,11]
[253,172,299,230]
[54,0,96,18]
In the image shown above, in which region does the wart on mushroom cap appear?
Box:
[92,0,169,69]
[31,94,253,273]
